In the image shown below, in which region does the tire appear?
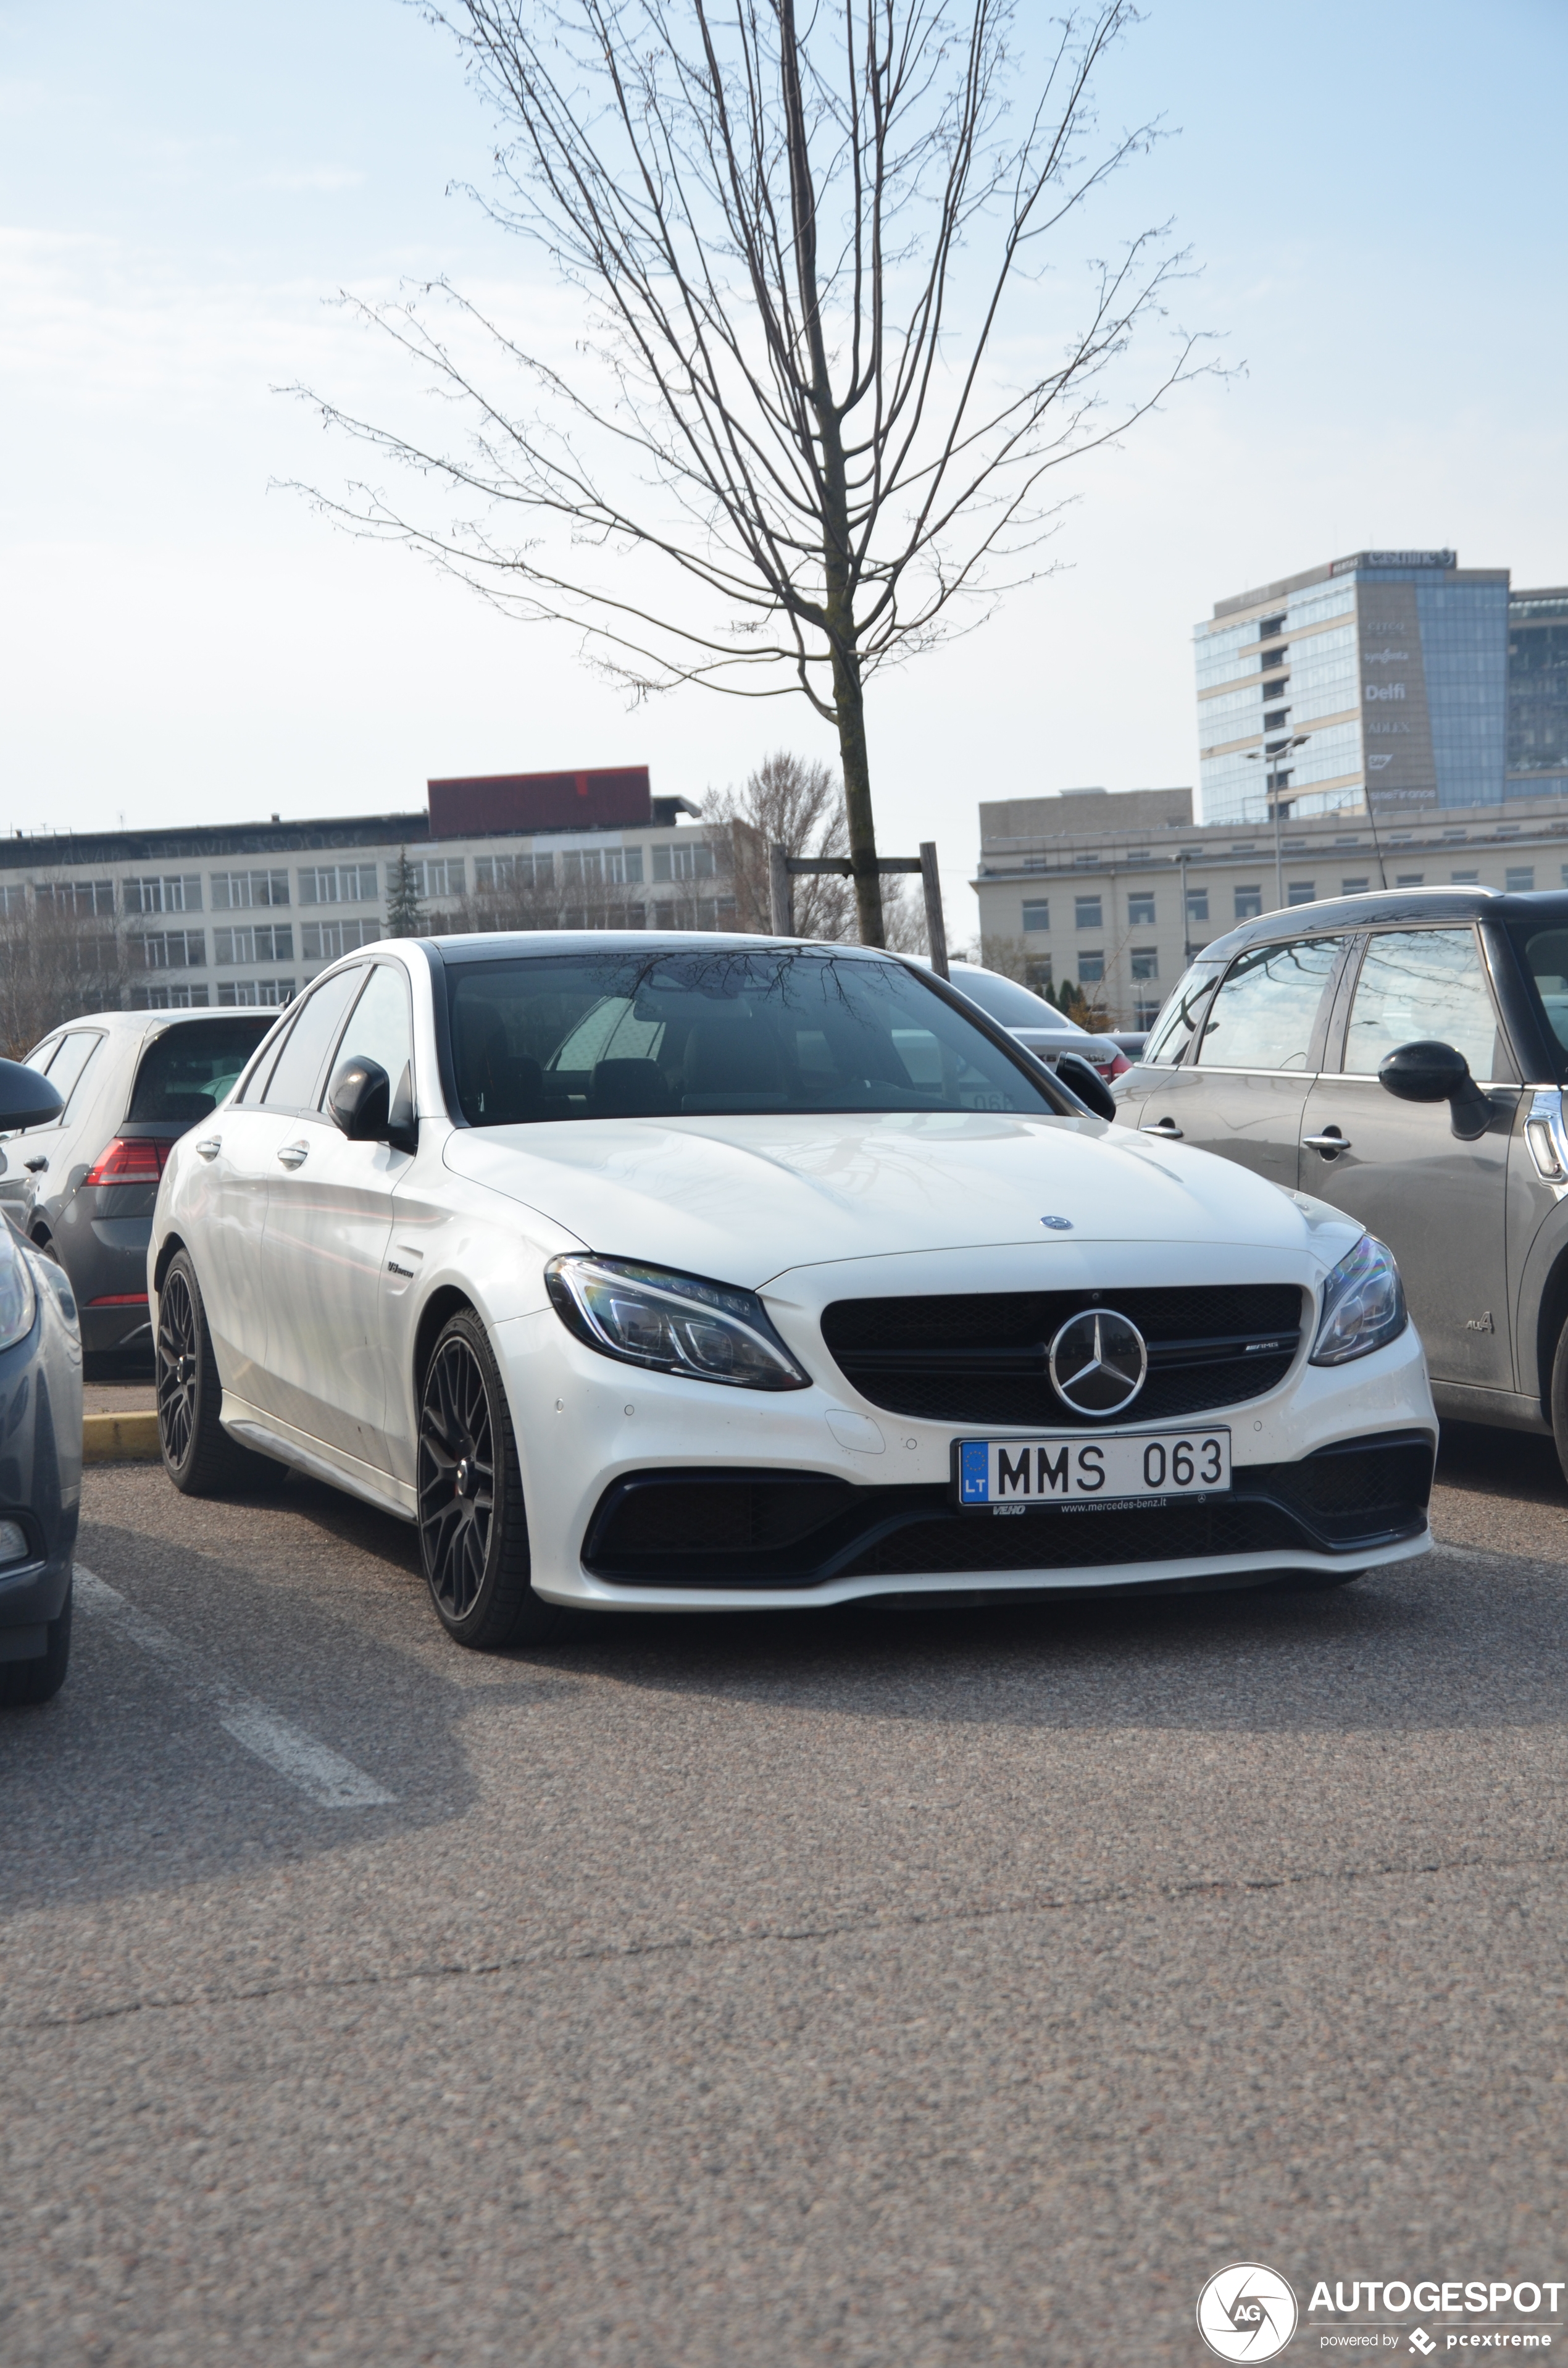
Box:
[416,1307,558,1650]
[1550,1320,1568,1488]
[156,1250,286,1497]
[0,1576,71,1707]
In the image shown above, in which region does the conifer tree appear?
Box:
[385,850,426,939]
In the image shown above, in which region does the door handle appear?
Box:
[24,1157,47,1173]
[194,1136,222,1161]
[1303,1130,1351,1157]
[277,1141,309,1170]
[1140,1118,1183,1140]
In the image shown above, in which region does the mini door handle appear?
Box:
[23,1157,48,1173]
[1303,1131,1351,1155]
[194,1136,222,1161]
[1140,1118,1183,1140]
[277,1141,309,1170]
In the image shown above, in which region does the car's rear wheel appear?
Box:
[156,1251,286,1497]
[417,1308,557,1650]
[0,1576,70,1707]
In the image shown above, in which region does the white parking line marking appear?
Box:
[73,1565,396,1809]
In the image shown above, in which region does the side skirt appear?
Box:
[220,1394,418,1522]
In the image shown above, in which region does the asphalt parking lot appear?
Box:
[4,1427,1568,2366]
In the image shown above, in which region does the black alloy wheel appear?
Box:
[416,1308,557,1649]
[156,1250,285,1497]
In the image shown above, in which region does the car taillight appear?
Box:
[83,1138,170,1187]
[1107,1050,1131,1080]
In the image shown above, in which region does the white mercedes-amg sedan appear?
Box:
[148,933,1437,1649]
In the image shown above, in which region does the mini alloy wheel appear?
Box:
[416,1308,557,1649]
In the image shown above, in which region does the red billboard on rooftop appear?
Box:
[427,768,651,839]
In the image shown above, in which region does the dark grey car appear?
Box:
[4,1011,272,1359]
[1114,885,1568,1471]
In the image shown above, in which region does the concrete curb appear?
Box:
[82,1411,162,1465]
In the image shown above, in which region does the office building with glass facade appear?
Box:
[1508,587,1568,798]
[1195,550,1510,829]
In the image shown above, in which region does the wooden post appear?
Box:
[768,842,793,937]
[919,843,949,979]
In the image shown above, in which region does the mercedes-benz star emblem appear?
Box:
[1048,1307,1148,1417]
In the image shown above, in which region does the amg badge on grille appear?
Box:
[1048,1308,1148,1416]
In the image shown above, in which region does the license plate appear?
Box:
[954,1429,1230,1510]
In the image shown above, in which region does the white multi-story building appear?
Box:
[1,770,731,1011]
[973,784,1568,1030]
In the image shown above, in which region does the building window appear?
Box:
[211,869,289,910]
[35,880,114,917]
[1259,614,1285,639]
[475,853,554,891]
[651,841,715,882]
[214,924,293,965]
[1130,946,1158,982]
[1451,869,1479,883]
[1263,708,1288,730]
[1127,891,1156,926]
[1076,950,1104,984]
[1287,882,1316,905]
[133,929,206,971]
[1134,995,1163,1028]
[130,983,211,1010]
[1024,957,1053,991]
[217,979,296,1006]
[301,919,378,962]
[408,858,465,900]
[1074,895,1102,931]
[1233,886,1263,921]
[562,847,643,885]
[1395,873,1425,887]
[1261,646,1286,669]
[1021,899,1049,933]
[298,863,378,905]
[1506,866,1536,892]
[1185,886,1209,923]
[1341,877,1369,894]
[125,874,201,916]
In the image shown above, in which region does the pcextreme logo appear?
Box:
[1196,2264,1299,2361]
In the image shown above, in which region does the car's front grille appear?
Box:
[580,1432,1433,1590]
[819,1285,1306,1426]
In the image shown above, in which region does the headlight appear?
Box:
[544,1255,809,1391]
[0,1237,37,1353]
[1310,1233,1406,1366]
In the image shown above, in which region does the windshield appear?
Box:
[951,968,1083,1032]
[446,947,1062,1125]
[128,1017,272,1123]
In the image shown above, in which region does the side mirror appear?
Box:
[327,1056,417,1153]
[0,1060,64,1132]
[1053,1052,1117,1122]
[1378,1039,1492,1141]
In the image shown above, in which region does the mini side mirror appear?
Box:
[327,1055,417,1153]
[1378,1039,1492,1140]
[1053,1052,1117,1122]
[0,1059,64,1133]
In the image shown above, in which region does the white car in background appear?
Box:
[149,933,1437,1649]
[940,962,1134,1082]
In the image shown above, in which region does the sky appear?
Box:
[2,0,1566,940]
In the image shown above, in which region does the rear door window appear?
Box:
[36,1030,103,1114]
[1197,938,1345,1073]
[128,1018,273,1124]
[1341,927,1507,1081]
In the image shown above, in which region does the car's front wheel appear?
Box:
[156,1250,286,1497]
[417,1308,558,1650]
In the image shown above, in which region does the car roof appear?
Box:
[425,929,901,966]
[1193,884,1568,969]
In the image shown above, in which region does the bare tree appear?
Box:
[288,0,1198,947]
[707,748,923,947]
[0,892,127,1060]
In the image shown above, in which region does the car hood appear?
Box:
[442,1110,1359,1289]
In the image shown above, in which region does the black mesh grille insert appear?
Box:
[820,1284,1307,1426]
[582,1432,1432,1589]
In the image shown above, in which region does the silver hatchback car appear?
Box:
[1114,884,1568,1476]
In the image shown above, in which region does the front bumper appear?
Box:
[497,1298,1437,1612]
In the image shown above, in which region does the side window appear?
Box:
[1198,937,1345,1073]
[1141,963,1224,1066]
[1342,929,1505,1081]
[324,964,414,1107]
[262,968,366,1111]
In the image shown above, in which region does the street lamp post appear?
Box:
[1245,732,1310,912]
